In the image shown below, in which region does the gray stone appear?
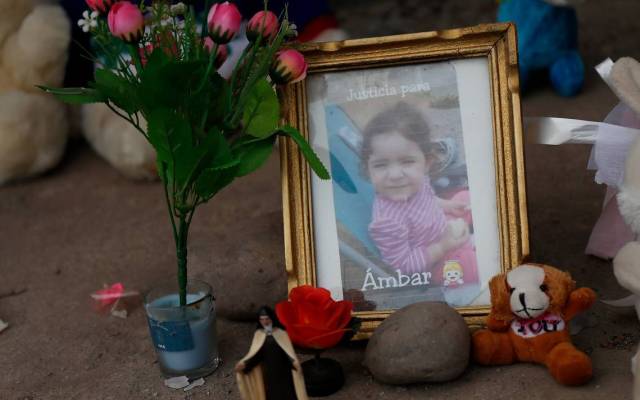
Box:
[189,210,288,321]
[363,302,470,385]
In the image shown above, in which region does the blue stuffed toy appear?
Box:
[498,0,584,96]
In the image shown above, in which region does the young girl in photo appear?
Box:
[362,102,478,284]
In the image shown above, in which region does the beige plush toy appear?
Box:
[615,135,640,400]
[602,57,640,399]
[0,0,70,184]
[81,103,157,180]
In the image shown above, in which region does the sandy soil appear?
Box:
[1,1,640,399]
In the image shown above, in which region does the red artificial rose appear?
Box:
[276,285,353,350]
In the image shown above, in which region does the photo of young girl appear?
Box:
[363,102,478,286]
[306,60,494,312]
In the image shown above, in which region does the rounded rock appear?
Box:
[364,301,470,384]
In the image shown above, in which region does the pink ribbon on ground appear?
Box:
[91,283,125,306]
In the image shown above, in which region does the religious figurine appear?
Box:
[235,306,309,400]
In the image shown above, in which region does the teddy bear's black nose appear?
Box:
[519,292,526,307]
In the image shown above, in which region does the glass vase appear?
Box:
[144,280,221,379]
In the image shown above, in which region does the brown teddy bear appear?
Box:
[472,263,596,386]
[0,0,70,184]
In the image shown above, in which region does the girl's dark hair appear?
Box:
[256,306,285,330]
[359,102,433,178]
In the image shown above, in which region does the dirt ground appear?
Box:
[2,1,640,399]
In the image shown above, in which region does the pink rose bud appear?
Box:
[108,1,144,43]
[86,0,113,13]
[246,11,279,43]
[207,2,242,44]
[204,37,229,68]
[270,49,308,85]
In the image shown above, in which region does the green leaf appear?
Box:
[204,73,231,127]
[193,131,241,200]
[207,127,239,171]
[178,129,221,190]
[94,69,139,114]
[194,167,237,200]
[175,126,236,191]
[146,109,180,187]
[242,79,280,138]
[232,134,277,177]
[139,55,205,111]
[184,72,231,131]
[279,126,330,180]
[157,159,168,182]
[170,119,202,190]
[146,109,196,189]
[36,86,105,104]
[138,50,231,134]
[147,108,240,194]
[146,108,174,166]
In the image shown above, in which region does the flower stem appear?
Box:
[176,213,190,306]
[104,101,147,139]
[202,0,212,39]
[227,24,286,129]
[161,169,179,252]
[197,42,218,93]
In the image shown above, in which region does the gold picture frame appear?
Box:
[279,23,529,339]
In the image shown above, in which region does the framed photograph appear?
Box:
[279,23,529,338]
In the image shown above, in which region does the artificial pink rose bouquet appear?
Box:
[41,1,328,306]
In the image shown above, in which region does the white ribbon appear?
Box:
[525,58,640,146]
[525,117,597,145]
[595,58,615,90]
[525,116,640,145]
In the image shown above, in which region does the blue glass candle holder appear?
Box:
[145,280,221,379]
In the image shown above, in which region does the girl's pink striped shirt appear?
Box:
[368,179,447,274]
